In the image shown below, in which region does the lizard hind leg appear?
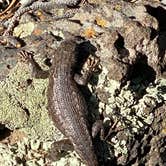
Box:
[92,119,104,139]
[47,139,73,161]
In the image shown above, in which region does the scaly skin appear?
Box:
[47,39,98,166]
[19,38,99,166]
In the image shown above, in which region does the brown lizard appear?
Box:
[19,37,100,166]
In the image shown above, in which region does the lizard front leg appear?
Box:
[74,55,100,85]
[19,50,49,79]
[73,55,104,139]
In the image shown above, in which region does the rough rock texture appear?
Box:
[0,0,166,165]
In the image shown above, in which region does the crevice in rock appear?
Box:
[145,5,166,75]
[0,124,12,141]
[15,156,26,165]
[129,16,136,20]
[149,27,158,40]
[26,79,33,86]
[114,33,125,51]
[127,131,152,165]
[160,143,166,163]
[129,53,156,97]
[23,107,30,117]
[44,57,52,67]
[114,33,129,60]
[145,5,166,32]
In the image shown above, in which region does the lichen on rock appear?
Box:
[0,0,166,165]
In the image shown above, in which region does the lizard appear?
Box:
[19,37,100,166]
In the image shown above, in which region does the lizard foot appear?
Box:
[18,50,34,64]
[47,139,73,161]
[84,55,100,73]
[74,55,100,85]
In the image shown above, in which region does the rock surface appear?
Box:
[0,0,166,165]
